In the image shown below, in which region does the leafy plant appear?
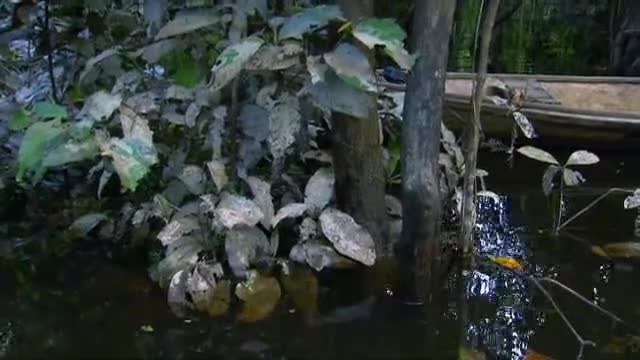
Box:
[517,146,599,232]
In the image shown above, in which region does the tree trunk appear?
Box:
[400,0,456,301]
[332,0,388,255]
[611,0,640,75]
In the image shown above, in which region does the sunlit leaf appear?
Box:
[269,94,301,162]
[210,36,264,92]
[565,150,599,166]
[16,120,67,183]
[225,225,271,278]
[246,176,274,228]
[78,91,122,124]
[624,190,640,209]
[215,193,264,229]
[562,168,585,187]
[542,165,561,196]
[487,255,524,271]
[279,5,344,40]
[319,208,376,266]
[512,111,537,139]
[235,271,282,323]
[324,42,377,93]
[103,137,158,191]
[517,146,559,165]
[352,18,415,70]
[304,167,335,215]
[155,9,221,40]
[272,203,307,228]
[157,217,200,246]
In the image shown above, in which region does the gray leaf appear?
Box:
[168,269,192,317]
[206,159,229,192]
[279,5,343,40]
[69,213,108,237]
[215,193,264,229]
[272,203,307,228]
[269,94,301,161]
[178,165,207,195]
[155,9,220,40]
[624,190,640,210]
[304,167,334,215]
[226,226,271,277]
[157,217,200,246]
[542,165,561,196]
[562,168,585,187]
[319,208,375,266]
[246,176,274,228]
[565,150,599,166]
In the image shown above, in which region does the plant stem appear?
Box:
[556,188,635,232]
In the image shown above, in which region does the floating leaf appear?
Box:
[319,208,376,266]
[16,120,66,183]
[624,190,640,209]
[304,167,335,215]
[155,9,221,40]
[210,36,264,92]
[269,94,301,161]
[517,146,559,165]
[272,203,307,228]
[279,5,344,40]
[8,107,31,131]
[206,159,228,191]
[565,150,599,166]
[178,165,206,195]
[487,256,524,271]
[542,165,561,196]
[279,264,318,316]
[562,168,585,187]
[32,101,67,121]
[324,42,377,93]
[246,177,274,228]
[215,193,264,229]
[235,272,282,323]
[352,18,415,70]
[225,225,271,278]
[78,91,122,124]
[206,279,231,317]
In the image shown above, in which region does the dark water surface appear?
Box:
[1,150,640,359]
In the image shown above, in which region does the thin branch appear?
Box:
[530,277,596,359]
[44,0,59,103]
[557,188,635,231]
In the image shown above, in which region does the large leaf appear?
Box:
[16,120,66,182]
[246,176,274,228]
[279,5,344,40]
[541,165,561,196]
[624,190,640,209]
[42,138,99,168]
[178,165,206,195]
[215,193,264,229]
[268,94,301,161]
[289,242,357,271]
[319,208,376,266]
[235,271,282,323]
[245,43,302,71]
[102,137,158,191]
[32,101,67,121]
[565,150,599,166]
[155,9,221,40]
[157,218,200,246]
[225,225,271,277]
[596,242,640,259]
[304,167,335,215]
[272,203,307,228]
[352,18,415,70]
[517,146,559,165]
[167,269,192,317]
[305,69,376,119]
[210,36,264,92]
[78,91,122,124]
[186,262,225,314]
[324,42,377,93]
[152,236,202,288]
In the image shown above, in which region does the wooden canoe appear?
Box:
[382,72,640,148]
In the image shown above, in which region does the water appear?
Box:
[1,151,639,359]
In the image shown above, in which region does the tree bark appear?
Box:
[460,0,501,252]
[400,0,456,301]
[332,0,388,256]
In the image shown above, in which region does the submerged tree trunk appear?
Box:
[400,0,456,301]
[332,0,388,255]
[460,0,501,252]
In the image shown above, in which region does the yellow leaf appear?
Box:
[524,349,555,360]
[487,256,524,271]
[338,21,352,34]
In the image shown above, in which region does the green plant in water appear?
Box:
[517,146,599,233]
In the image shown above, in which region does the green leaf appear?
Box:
[32,101,68,121]
[8,107,32,131]
[42,139,99,168]
[323,42,377,93]
[353,18,415,70]
[107,137,158,191]
[155,9,220,41]
[210,36,264,92]
[163,51,205,88]
[279,5,344,40]
[16,120,67,183]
